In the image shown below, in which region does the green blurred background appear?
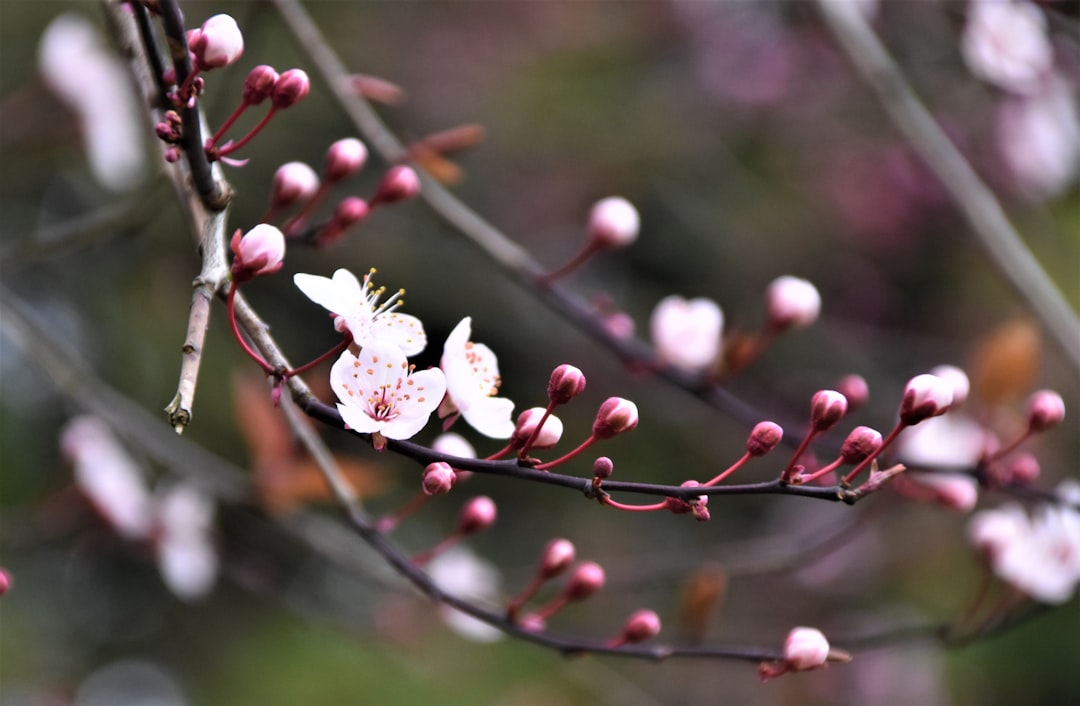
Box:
[2,1,1078,704]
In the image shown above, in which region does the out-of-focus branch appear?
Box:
[815,0,1080,376]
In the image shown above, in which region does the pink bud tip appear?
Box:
[331,197,370,228]
[271,161,319,208]
[243,65,279,105]
[540,538,576,579]
[810,390,847,433]
[783,626,830,671]
[422,462,457,496]
[230,224,285,282]
[324,137,368,183]
[593,456,614,479]
[457,495,497,535]
[746,421,784,457]
[588,196,640,249]
[621,609,662,643]
[271,68,310,109]
[837,374,869,410]
[564,561,605,601]
[930,365,971,407]
[592,397,639,439]
[766,275,821,330]
[0,569,10,596]
[1026,389,1065,432]
[548,364,587,405]
[511,408,564,450]
[194,14,243,70]
[1004,452,1040,484]
[840,426,883,464]
[899,374,954,426]
[372,165,421,204]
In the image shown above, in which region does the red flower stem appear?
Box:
[485,444,513,461]
[985,429,1033,463]
[601,496,666,512]
[798,456,845,485]
[536,241,602,286]
[283,181,331,236]
[842,422,906,485]
[517,402,558,458]
[411,532,462,566]
[227,283,274,373]
[702,452,752,486]
[506,575,546,619]
[208,100,250,147]
[528,594,570,622]
[285,334,352,378]
[217,106,278,157]
[782,429,819,476]
[375,490,432,534]
[533,435,598,471]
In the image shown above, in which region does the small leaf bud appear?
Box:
[593,456,614,480]
[899,374,954,426]
[746,421,784,457]
[457,496,496,535]
[548,364,587,405]
[620,609,662,644]
[539,538,576,580]
[422,462,457,496]
[840,426,883,464]
[592,397,639,439]
[810,390,847,433]
[587,196,639,249]
[271,68,310,109]
[837,373,869,411]
[766,275,821,330]
[1026,389,1065,432]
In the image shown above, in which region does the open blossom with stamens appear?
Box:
[649,295,723,372]
[438,317,515,438]
[330,341,446,443]
[294,268,426,355]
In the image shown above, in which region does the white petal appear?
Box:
[337,402,383,434]
[365,312,427,357]
[294,272,343,313]
[461,397,515,439]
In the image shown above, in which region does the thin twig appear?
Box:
[815,0,1080,375]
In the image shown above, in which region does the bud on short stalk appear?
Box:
[422,462,457,496]
[618,609,661,644]
[512,408,563,449]
[1026,390,1065,432]
[372,165,421,205]
[564,562,605,601]
[899,374,954,426]
[746,421,783,457]
[270,161,319,209]
[271,69,310,109]
[587,196,640,249]
[548,364,587,405]
[243,65,279,105]
[592,397,639,439]
[766,275,821,330]
[810,390,847,433]
[593,456,614,480]
[192,14,243,70]
[840,426,883,464]
[324,138,368,183]
[457,496,497,535]
[230,225,285,283]
[539,539,576,580]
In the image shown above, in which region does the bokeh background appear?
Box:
[2,1,1078,704]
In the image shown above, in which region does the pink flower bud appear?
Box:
[540,538,576,579]
[783,626,830,671]
[564,561,605,601]
[243,65,279,105]
[837,374,869,411]
[899,374,954,426]
[270,161,319,208]
[194,15,243,70]
[593,456,614,479]
[1004,452,1040,484]
[0,568,10,596]
[331,196,370,228]
[422,462,457,496]
[519,614,546,632]
[746,421,784,457]
[230,224,285,282]
[457,496,497,535]
[592,397,639,439]
[588,196,639,249]
[839,425,883,465]
[930,365,971,407]
[907,472,979,512]
[372,165,421,204]
[324,138,368,183]
[271,68,310,109]
[1026,389,1065,432]
[766,275,821,330]
[548,364,587,405]
[511,408,564,449]
[810,390,847,433]
[620,609,661,643]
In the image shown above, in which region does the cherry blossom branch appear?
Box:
[814,0,1080,376]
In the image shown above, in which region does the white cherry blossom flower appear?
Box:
[438,317,515,438]
[294,268,426,355]
[427,546,504,643]
[961,0,1053,94]
[330,341,445,444]
[155,484,218,601]
[649,295,724,372]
